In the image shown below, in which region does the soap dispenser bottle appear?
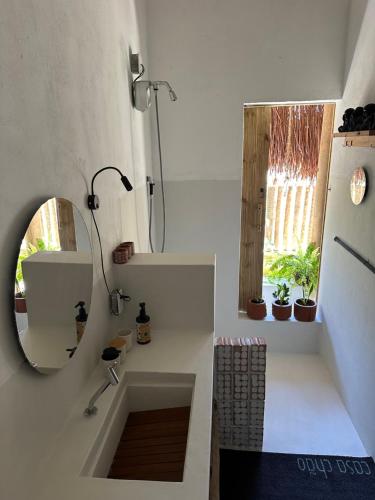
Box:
[75,301,88,343]
[136,302,151,344]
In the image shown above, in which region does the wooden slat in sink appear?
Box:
[126,406,190,426]
[113,441,187,458]
[107,406,190,482]
[118,434,188,450]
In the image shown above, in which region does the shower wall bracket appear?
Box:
[130,53,141,74]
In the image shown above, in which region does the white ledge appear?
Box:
[238,311,323,324]
[118,253,215,266]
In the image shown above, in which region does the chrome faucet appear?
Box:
[84,364,119,416]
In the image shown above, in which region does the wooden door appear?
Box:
[311,103,335,248]
[56,198,77,251]
[239,107,271,311]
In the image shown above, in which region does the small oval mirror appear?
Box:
[14,198,93,374]
[350,167,367,205]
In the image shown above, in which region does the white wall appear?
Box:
[343,0,369,81]
[146,0,349,182]
[0,1,150,497]
[154,180,321,352]
[147,0,350,346]
[319,0,375,458]
[147,0,375,459]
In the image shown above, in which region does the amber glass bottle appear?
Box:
[136,302,151,344]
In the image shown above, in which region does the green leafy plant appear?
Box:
[269,243,320,305]
[251,297,264,304]
[272,283,290,305]
[15,238,58,295]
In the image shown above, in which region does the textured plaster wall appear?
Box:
[0,1,151,497]
[146,0,350,345]
[319,0,375,458]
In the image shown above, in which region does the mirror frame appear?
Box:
[350,167,367,206]
[13,197,93,374]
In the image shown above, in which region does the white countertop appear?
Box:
[25,250,92,264]
[19,325,77,373]
[37,330,214,500]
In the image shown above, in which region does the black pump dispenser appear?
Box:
[136,302,150,323]
[75,301,88,343]
[136,302,151,344]
[75,301,88,322]
[101,347,121,361]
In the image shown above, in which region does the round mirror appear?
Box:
[14,198,93,374]
[350,167,367,205]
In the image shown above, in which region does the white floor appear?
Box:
[263,353,367,457]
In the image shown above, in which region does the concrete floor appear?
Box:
[263,353,367,456]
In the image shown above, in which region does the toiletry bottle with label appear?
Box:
[136,302,151,344]
[75,301,88,343]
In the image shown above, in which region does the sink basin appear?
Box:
[81,372,195,480]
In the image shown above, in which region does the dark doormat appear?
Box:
[220,449,375,500]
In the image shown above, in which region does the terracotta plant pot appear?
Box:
[15,296,27,313]
[112,246,129,264]
[247,299,267,320]
[294,299,317,322]
[272,300,292,321]
[119,241,134,257]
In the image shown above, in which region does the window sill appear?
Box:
[238,311,323,324]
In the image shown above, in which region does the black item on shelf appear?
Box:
[338,103,375,132]
[364,103,375,130]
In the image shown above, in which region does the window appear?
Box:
[239,103,335,311]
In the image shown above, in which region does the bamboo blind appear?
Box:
[269,104,324,180]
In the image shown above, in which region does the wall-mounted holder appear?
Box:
[130,54,177,113]
[333,130,375,148]
[110,289,130,316]
[130,53,141,74]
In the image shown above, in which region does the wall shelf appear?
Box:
[333,130,375,148]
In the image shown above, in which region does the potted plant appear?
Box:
[15,287,27,314]
[269,243,320,322]
[15,252,28,314]
[247,297,267,320]
[272,283,292,321]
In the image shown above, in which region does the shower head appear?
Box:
[132,79,177,111]
[168,88,178,102]
[152,81,178,101]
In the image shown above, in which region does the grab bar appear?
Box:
[334,236,375,275]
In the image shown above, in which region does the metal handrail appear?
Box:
[334,236,375,275]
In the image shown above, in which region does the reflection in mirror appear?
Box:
[350,167,367,205]
[14,198,93,374]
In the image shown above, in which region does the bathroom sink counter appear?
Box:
[37,329,214,500]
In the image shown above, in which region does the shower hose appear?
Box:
[149,88,166,253]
